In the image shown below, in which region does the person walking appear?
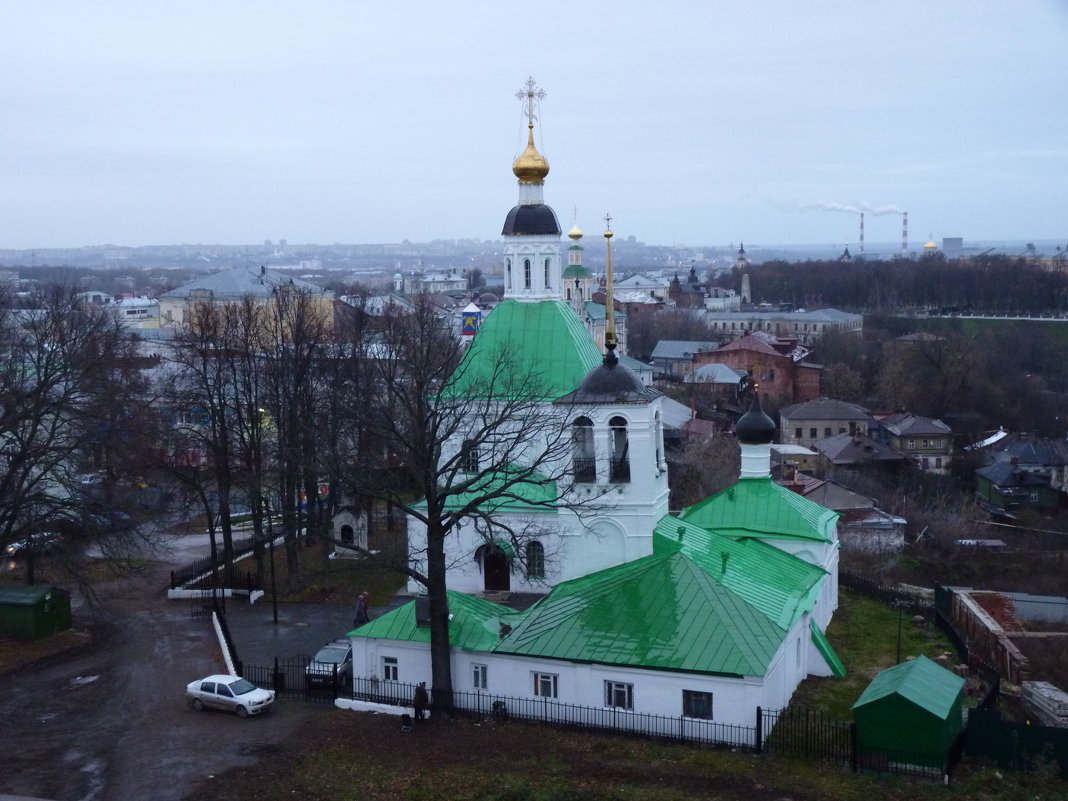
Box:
[354,591,369,627]
[413,681,429,721]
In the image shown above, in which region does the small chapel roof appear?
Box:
[678,477,838,544]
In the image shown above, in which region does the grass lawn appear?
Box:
[791,589,962,717]
[185,706,1063,801]
[260,536,407,608]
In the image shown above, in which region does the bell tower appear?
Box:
[501,77,562,302]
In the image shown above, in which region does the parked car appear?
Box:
[5,531,64,558]
[185,674,275,717]
[305,638,353,687]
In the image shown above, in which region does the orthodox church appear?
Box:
[350,80,843,731]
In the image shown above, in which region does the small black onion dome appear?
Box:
[735,391,776,444]
[556,358,660,405]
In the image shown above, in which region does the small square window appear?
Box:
[682,690,712,719]
[605,680,633,710]
[823,427,831,437]
[473,664,488,690]
[382,656,398,681]
[794,427,802,439]
[533,672,558,698]
[809,428,817,439]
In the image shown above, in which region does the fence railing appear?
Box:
[349,678,756,749]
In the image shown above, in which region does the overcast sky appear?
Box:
[3,1,1066,250]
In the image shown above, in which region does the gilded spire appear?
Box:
[603,213,617,365]
[512,77,549,184]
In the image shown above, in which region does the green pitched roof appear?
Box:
[348,590,506,652]
[678,477,837,544]
[496,551,785,676]
[852,655,965,718]
[653,516,826,629]
[562,264,593,278]
[445,299,602,399]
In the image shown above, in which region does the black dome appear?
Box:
[735,392,776,444]
[502,204,561,236]
[556,359,661,405]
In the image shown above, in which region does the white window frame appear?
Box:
[532,672,558,698]
[472,663,488,690]
[604,680,633,710]
[382,656,399,681]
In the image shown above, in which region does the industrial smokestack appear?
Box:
[902,212,908,252]
[859,212,865,254]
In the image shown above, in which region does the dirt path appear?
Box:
[0,550,321,801]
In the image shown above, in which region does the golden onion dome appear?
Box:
[925,239,938,249]
[512,122,550,184]
[567,222,583,240]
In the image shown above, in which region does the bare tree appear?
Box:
[0,286,148,584]
[340,297,612,709]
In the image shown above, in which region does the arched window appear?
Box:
[544,257,551,289]
[505,258,512,291]
[609,416,630,483]
[572,416,595,482]
[525,541,545,579]
[524,259,531,289]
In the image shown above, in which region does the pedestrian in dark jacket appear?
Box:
[413,681,429,721]
[354,591,369,627]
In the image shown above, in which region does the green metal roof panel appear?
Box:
[852,655,965,719]
[653,516,826,629]
[443,465,559,514]
[349,591,507,652]
[582,301,624,322]
[810,618,846,677]
[678,477,837,543]
[562,264,592,278]
[445,299,602,399]
[495,552,784,676]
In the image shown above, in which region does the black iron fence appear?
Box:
[243,655,344,704]
[349,678,757,748]
[759,705,854,766]
[169,534,260,590]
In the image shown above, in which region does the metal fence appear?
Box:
[759,706,854,766]
[243,655,343,704]
[350,678,757,749]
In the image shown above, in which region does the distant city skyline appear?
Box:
[2,2,1066,250]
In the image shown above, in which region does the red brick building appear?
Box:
[692,332,821,413]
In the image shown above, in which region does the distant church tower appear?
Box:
[562,221,593,312]
[502,78,563,301]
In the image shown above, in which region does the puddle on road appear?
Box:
[69,675,100,687]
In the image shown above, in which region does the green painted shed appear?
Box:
[0,585,72,640]
[852,655,965,770]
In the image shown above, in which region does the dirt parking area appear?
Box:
[0,559,325,801]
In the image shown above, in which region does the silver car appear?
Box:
[186,674,275,717]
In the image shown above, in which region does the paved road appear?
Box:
[0,535,332,801]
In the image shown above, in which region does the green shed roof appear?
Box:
[497,551,785,676]
[678,477,837,544]
[349,590,507,652]
[852,655,965,719]
[445,299,602,399]
[0,585,56,605]
[653,516,826,629]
